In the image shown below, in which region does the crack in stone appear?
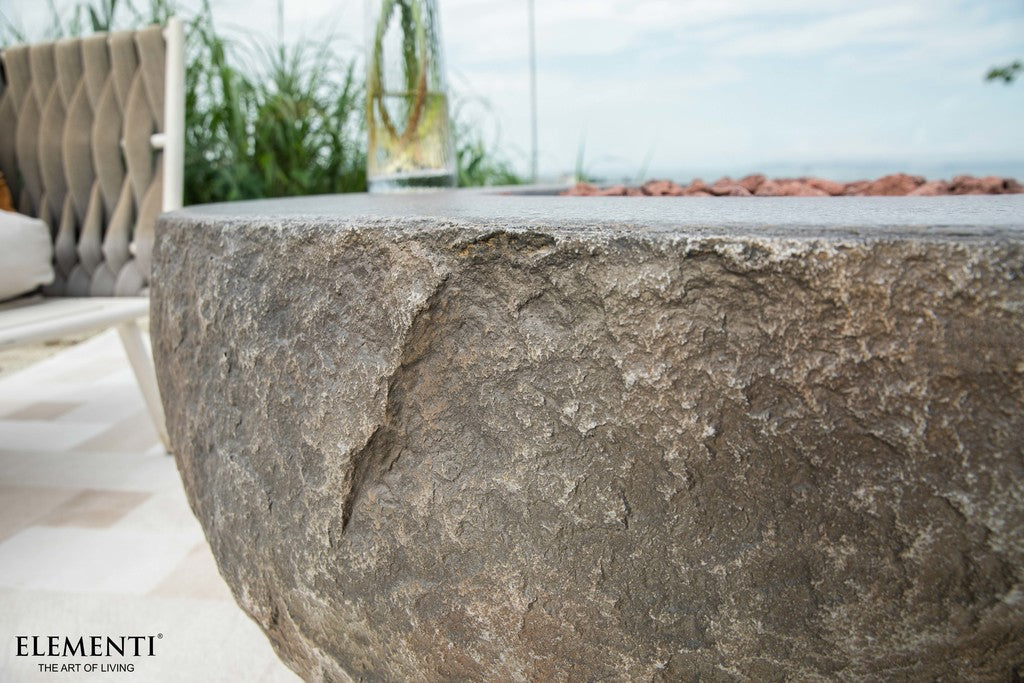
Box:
[457,230,556,259]
[339,272,453,531]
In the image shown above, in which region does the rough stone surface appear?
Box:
[153,194,1024,682]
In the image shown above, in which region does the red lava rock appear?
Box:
[564,182,599,196]
[863,173,926,196]
[709,177,753,196]
[560,174,1022,197]
[908,180,950,196]
[950,175,978,194]
[843,181,871,196]
[708,177,732,195]
[683,179,711,196]
[724,186,752,196]
[642,179,685,196]
[738,174,766,193]
[805,177,845,196]
[950,175,1005,195]
[777,181,829,197]
[981,175,1005,193]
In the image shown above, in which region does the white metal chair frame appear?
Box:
[0,17,184,452]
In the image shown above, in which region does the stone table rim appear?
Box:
[158,193,1024,245]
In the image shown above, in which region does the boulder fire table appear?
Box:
[152,192,1024,680]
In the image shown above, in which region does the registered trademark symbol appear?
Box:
[158,633,163,639]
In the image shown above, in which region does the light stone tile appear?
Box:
[74,412,160,454]
[113,486,202,536]
[58,389,138,417]
[0,330,97,380]
[0,420,111,452]
[0,381,111,404]
[0,485,82,542]
[46,358,127,385]
[0,450,179,493]
[150,543,235,602]
[258,659,303,682]
[0,526,199,594]
[0,330,299,680]
[39,490,152,529]
[0,454,31,485]
[0,400,25,416]
[0,331,128,397]
[0,589,300,682]
[57,385,153,423]
[3,401,81,421]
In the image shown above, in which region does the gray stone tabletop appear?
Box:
[153,192,1024,681]
[165,192,1024,240]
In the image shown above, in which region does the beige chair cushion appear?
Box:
[0,209,54,301]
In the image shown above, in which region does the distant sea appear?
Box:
[586,159,1024,184]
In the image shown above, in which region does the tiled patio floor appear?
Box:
[0,330,300,682]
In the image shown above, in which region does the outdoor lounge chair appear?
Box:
[0,19,184,452]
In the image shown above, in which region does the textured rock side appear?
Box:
[152,216,1024,681]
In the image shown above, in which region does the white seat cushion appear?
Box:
[0,210,54,301]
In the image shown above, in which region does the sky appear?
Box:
[4,0,1024,181]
